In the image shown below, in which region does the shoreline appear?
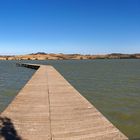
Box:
[0,53,140,60]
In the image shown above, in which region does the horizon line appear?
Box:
[0,52,140,56]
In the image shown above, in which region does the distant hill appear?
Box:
[0,53,140,60]
[30,52,47,55]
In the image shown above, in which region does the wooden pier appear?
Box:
[0,63,128,140]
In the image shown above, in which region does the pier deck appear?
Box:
[0,64,128,140]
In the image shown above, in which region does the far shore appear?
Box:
[0,53,140,60]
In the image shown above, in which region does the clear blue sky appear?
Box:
[0,0,140,55]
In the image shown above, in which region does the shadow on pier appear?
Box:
[0,117,22,140]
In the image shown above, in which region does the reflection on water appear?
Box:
[0,59,140,139]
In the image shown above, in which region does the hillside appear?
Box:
[0,53,140,60]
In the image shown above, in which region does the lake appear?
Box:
[0,59,140,139]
